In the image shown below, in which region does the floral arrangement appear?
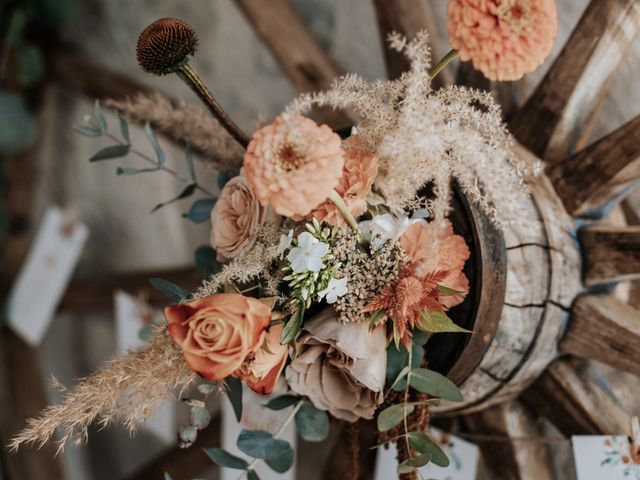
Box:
[12,2,555,478]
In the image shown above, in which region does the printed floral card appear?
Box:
[374,427,479,480]
[572,436,640,480]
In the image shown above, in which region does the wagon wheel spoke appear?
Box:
[509,0,640,161]
[546,114,640,217]
[522,358,630,435]
[235,0,352,128]
[463,401,554,480]
[579,225,640,286]
[560,294,640,377]
[371,0,453,87]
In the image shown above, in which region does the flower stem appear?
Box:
[429,49,458,81]
[237,401,303,479]
[328,189,361,238]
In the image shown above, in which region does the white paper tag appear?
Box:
[114,290,175,445]
[374,427,479,480]
[7,207,89,346]
[221,382,296,480]
[572,435,640,480]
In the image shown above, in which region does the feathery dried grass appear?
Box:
[10,328,196,453]
[284,32,536,224]
[106,93,243,174]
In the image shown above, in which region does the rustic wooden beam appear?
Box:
[371,0,453,87]
[509,0,640,161]
[580,225,640,286]
[561,294,640,377]
[463,401,553,480]
[235,0,352,128]
[522,358,630,435]
[546,115,640,217]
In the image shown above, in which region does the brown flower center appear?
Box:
[497,0,532,33]
[276,143,306,172]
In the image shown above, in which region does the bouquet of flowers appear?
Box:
[12,2,556,476]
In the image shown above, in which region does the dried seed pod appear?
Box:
[137,18,198,75]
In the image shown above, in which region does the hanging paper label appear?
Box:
[374,427,479,480]
[114,290,175,445]
[7,207,88,346]
[572,435,640,480]
[221,382,296,480]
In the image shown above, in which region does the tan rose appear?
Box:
[237,324,288,395]
[165,293,271,381]
[285,308,386,422]
[210,173,277,262]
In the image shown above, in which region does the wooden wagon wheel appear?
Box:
[232,1,640,478]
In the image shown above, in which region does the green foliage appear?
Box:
[265,444,294,473]
[184,198,216,223]
[89,145,130,162]
[377,404,414,432]
[225,376,243,422]
[204,448,248,470]
[397,453,431,475]
[264,395,299,411]
[148,277,190,303]
[189,404,211,430]
[118,115,130,144]
[17,43,45,86]
[437,285,465,296]
[386,341,424,391]
[0,91,36,154]
[195,246,222,280]
[151,183,197,213]
[247,470,260,480]
[280,302,304,345]
[72,124,102,137]
[237,430,292,463]
[294,400,329,442]
[137,323,155,342]
[409,368,463,402]
[419,311,470,334]
[178,425,197,448]
[406,432,450,467]
[217,172,230,189]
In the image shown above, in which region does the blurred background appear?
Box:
[0,1,639,479]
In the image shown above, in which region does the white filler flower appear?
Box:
[359,213,419,248]
[277,229,294,258]
[318,277,349,304]
[287,232,329,273]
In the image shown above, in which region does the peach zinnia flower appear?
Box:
[244,115,344,218]
[301,140,378,229]
[447,0,558,81]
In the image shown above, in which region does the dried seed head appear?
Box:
[137,18,198,75]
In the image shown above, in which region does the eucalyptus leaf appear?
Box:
[409,368,463,402]
[217,172,230,189]
[237,430,291,460]
[197,383,216,396]
[17,43,45,87]
[225,376,243,422]
[406,432,450,467]
[386,341,424,391]
[119,115,130,144]
[295,400,329,442]
[148,277,190,303]
[247,470,260,480]
[94,100,107,131]
[437,285,465,296]
[138,323,155,342]
[72,124,102,138]
[145,122,165,166]
[186,149,196,182]
[190,405,211,430]
[265,442,294,473]
[184,198,217,223]
[280,304,304,345]
[398,452,432,474]
[116,166,159,175]
[89,144,130,162]
[178,425,197,448]
[204,448,248,470]
[195,246,222,280]
[377,404,414,432]
[264,395,299,411]
[388,366,411,392]
[419,311,470,334]
[0,91,36,154]
[151,183,197,213]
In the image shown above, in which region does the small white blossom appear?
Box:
[359,213,420,248]
[318,277,349,304]
[287,232,329,273]
[277,229,294,258]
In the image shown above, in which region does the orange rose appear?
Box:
[165,294,271,381]
[237,324,288,395]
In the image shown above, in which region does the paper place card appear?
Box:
[375,427,479,480]
[7,207,89,346]
[572,436,640,480]
[221,382,296,480]
[114,290,175,445]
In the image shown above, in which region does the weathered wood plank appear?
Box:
[235,0,352,128]
[522,358,631,435]
[547,115,640,217]
[580,225,640,286]
[509,0,640,160]
[371,0,453,87]
[561,294,640,376]
[463,401,554,480]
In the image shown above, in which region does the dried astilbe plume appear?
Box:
[10,328,196,453]
[105,93,243,174]
[285,31,535,225]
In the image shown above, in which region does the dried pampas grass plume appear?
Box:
[10,328,196,454]
[105,93,244,174]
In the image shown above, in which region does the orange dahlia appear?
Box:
[243,115,345,218]
[447,0,558,81]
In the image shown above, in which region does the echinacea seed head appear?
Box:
[137,18,198,75]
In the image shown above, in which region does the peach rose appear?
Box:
[400,219,470,308]
[237,324,288,395]
[165,294,271,381]
[301,140,378,229]
[243,115,345,218]
[210,173,277,262]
